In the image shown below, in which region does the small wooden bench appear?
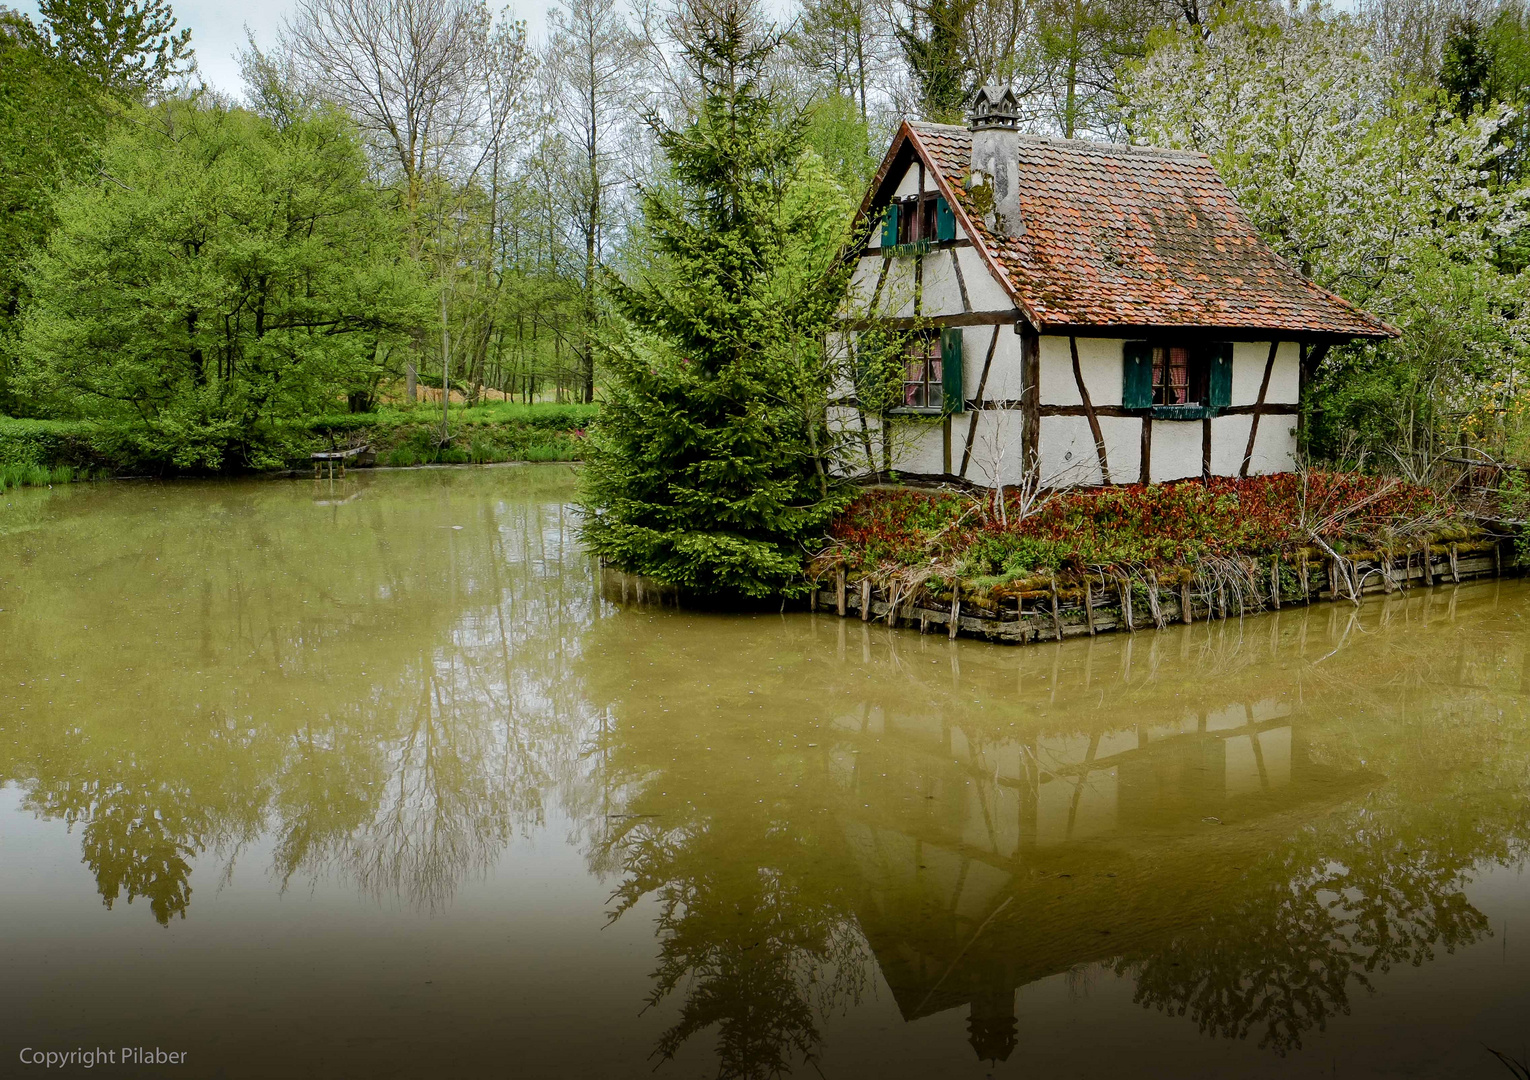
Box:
[311,444,371,479]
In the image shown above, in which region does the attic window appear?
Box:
[880,196,957,251]
[898,195,938,245]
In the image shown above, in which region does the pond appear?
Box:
[1,465,1528,1079]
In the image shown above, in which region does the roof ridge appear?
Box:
[908,120,1205,161]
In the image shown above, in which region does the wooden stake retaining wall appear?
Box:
[809,539,1515,645]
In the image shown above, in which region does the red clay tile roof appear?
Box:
[903,121,1395,339]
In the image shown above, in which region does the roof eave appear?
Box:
[1037,321,1398,342]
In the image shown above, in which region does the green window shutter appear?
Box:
[936,196,956,242]
[941,328,964,413]
[1208,343,1232,408]
[1122,341,1153,408]
[881,204,899,248]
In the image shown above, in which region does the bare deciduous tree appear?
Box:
[283,0,489,220]
[545,0,638,403]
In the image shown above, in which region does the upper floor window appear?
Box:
[897,195,939,245]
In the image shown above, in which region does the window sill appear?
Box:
[888,406,946,417]
[884,240,931,259]
[1130,405,1223,420]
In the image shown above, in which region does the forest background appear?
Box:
[3,0,1530,477]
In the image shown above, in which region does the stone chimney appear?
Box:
[967,86,1022,237]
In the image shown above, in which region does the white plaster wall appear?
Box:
[1211,412,1298,475]
[1249,416,1299,475]
[1149,420,1203,483]
[1052,336,1125,406]
[1230,342,1268,404]
[829,407,946,477]
[954,247,1010,311]
[960,410,1026,487]
[847,256,881,308]
[970,327,1026,401]
[1210,414,1252,475]
[1037,336,1079,405]
[1097,415,1141,485]
[1267,342,1301,403]
[1038,416,1106,486]
[921,250,966,316]
[880,259,917,318]
[1030,414,1142,487]
[891,162,923,199]
[888,416,946,475]
[827,330,863,401]
[1230,341,1301,404]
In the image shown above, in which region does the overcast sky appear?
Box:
[12,0,559,97]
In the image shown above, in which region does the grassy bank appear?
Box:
[0,403,596,491]
[303,401,596,467]
[814,472,1488,610]
[0,418,109,493]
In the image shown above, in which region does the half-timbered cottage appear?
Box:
[833,87,1396,488]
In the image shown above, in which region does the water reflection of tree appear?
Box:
[1113,634,1530,1054]
[597,814,869,1079]
[3,469,604,918]
[586,588,1530,1069]
[1120,833,1494,1052]
[28,778,206,925]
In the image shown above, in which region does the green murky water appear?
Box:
[2,466,1529,1079]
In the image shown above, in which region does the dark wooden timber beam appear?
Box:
[1042,326,1386,345]
[974,403,1304,417]
[1021,327,1040,473]
[958,325,1001,479]
[840,309,1023,331]
[861,238,974,256]
[1070,335,1111,484]
[1240,340,1280,479]
[949,247,971,311]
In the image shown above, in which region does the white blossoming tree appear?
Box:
[1121,2,1530,463]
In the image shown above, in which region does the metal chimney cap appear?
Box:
[968,85,1019,130]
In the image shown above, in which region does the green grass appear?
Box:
[307,401,593,468]
[0,463,96,493]
[0,400,596,480]
[306,400,598,433]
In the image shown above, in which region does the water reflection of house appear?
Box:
[828,698,1366,1063]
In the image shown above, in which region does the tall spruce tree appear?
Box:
[580,0,854,600]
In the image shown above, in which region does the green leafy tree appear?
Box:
[37,0,193,98]
[0,11,110,413]
[17,99,427,469]
[579,0,855,599]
